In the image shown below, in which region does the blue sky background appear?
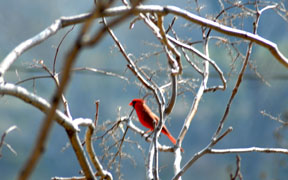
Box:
[0,0,288,179]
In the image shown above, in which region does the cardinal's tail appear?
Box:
[166,133,177,145]
[163,128,184,152]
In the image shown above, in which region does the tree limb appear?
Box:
[2,5,287,83]
[0,83,96,179]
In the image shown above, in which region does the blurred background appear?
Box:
[0,0,288,179]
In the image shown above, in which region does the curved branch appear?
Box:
[0,125,18,157]
[173,127,233,180]
[0,20,61,82]
[135,5,288,68]
[1,5,287,82]
[156,15,178,116]
[168,35,226,91]
[164,74,177,115]
[109,5,287,68]
[0,83,77,131]
[85,121,113,180]
[0,83,96,179]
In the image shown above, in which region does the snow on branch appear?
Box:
[2,5,287,83]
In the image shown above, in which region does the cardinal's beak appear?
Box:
[129,102,133,106]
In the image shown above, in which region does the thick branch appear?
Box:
[85,121,113,180]
[208,147,288,154]
[156,15,179,115]
[101,5,288,68]
[1,5,287,82]
[177,61,208,145]
[0,83,77,131]
[0,20,62,82]
[173,127,233,180]
[67,130,96,180]
[0,83,96,179]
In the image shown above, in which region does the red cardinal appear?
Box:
[129,98,183,152]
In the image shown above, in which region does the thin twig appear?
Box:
[94,100,100,126]
[212,3,263,139]
[53,25,75,75]
[0,125,18,158]
[16,75,52,85]
[260,110,288,125]
[102,17,155,91]
[38,60,72,118]
[167,35,226,91]
[71,67,128,81]
[107,126,129,169]
[170,28,204,76]
[230,155,243,180]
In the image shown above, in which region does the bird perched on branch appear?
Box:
[129,98,183,152]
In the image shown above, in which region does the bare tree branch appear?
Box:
[1,5,287,83]
[0,20,62,82]
[85,119,113,180]
[1,2,287,180]
[18,1,136,178]
[213,3,264,139]
[36,60,72,118]
[18,5,103,178]
[260,110,288,125]
[156,15,179,116]
[0,83,96,180]
[209,147,288,154]
[230,155,243,180]
[71,67,128,81]
[168,35,227,91]
[53,25,75,75]
[103,15,168,179]
[177,60,208,144]
[173,127,233,180]
[102,5,288,68]
[0,83,78,131]
[0,125,18,158]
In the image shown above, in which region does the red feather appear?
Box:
[129,99,183,152]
